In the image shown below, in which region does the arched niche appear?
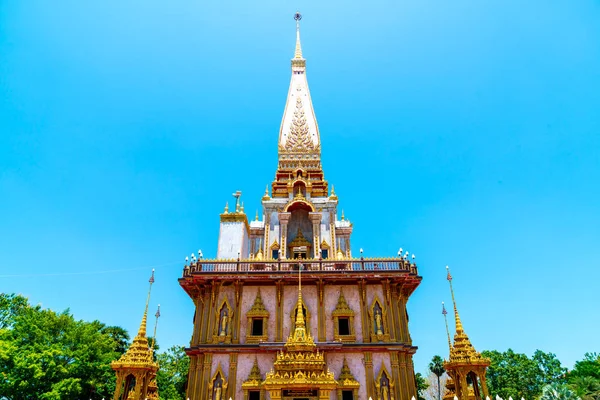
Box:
[375,364,395,400]
[213,297,234,344]
[369,296,390,342]
[208,364,228,400]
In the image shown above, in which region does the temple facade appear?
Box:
[179,13,422,400]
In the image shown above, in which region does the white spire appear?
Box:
[278,12,320,155]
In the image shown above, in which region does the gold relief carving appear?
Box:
[246,289,270,343]
[369,296,390,343]
[332,289,356,342]
[242,358,263,392]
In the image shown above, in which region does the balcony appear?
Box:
[181,257,419,277]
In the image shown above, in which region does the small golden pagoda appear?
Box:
[112,270,160,400]
[442,267,490,400]
[262,265,337,400]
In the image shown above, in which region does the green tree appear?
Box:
[569,376,600,400]
[570,354,600,381]
[482,349,566,399]
[540,383,580,400]
[101,325,130,355]
[156,345,190,400]
[429,355,445,400]
[0,293,124,400]
[415,372,429,400]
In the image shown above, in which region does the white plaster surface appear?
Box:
[218,222,249,259]
[239,286,277,343]
[283,284,318,339]
[324,285,363,342]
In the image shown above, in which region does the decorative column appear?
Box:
[398,352,410,400]
[358,280,370,342]
[201,353,213,400]
[383,280,396,341]
[317,279,326,341]
[364,352,375,400]
[206,282,221,344]
[309,212,322,259]
[264,213,270,254]
[278,212,291,259]
[275,280,284,341]
[398,290,409,343]
[391,284,402,342]
[200,287,211,344]
[233,281,243,344]
[228,353,238,400]
[391,352,402,400]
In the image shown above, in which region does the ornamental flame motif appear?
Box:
[285,97,315,152]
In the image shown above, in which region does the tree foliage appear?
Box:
[156,345,189,400]
[0,293,122,400]
[482,349,566,399]
[429,355,445,400]
[415,372,429,400]
[540,383,580,400]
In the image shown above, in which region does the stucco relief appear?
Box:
[282,284,317,339]
[234,353,276,400]
[239,286,277,343]
[324,285,363,342]
[366,284,384,314]
[210,354,230,377]
[327,353,367,400]
[372,352,392,385]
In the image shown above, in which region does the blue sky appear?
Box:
[1,0,599,374]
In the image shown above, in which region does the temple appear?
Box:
[442,267,490,400]
[112,270,161,400]
[180,13,422,400]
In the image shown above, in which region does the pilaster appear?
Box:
[201,353,212,400]
[233,281,243,344]
[206,282,221,344]
[364,351,374,399]
[391,284,402,342]
[317,279,325,341]
[276,280,284,341]
[358,280,370,342]
[278,212,291,259]
[228,353,238,400]
[200,287,211,344]
[383,280,396,341]
[309,212,322,258]
[391,351,402,400]
[398,352,410,400]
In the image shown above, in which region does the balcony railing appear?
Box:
[182,258,418,276]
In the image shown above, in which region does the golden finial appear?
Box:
[240,201,245,213]
[224,202,229,214]
[442,301,452,352]
[341,210,345,221]
[151,304,160,352]
[137,269,155,338]
[233,190,242,212]
[446,266,464,334]
[294,12,303,59]
[255,210,259,221]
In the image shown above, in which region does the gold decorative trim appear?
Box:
[332,289,356,342]
[246,289,270,343]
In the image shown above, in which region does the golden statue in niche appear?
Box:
[214,382,222,400]
[375,309,383,335]
[220,311,228,336]
[382,380,390,400]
